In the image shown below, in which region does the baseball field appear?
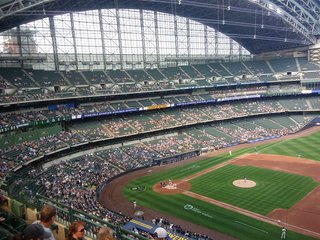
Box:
[122,129,320,240]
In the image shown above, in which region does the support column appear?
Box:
[204,25,208,60]
[98,9,107,70]
[215,29,218,56]
[154,11,160,66]
[115,7,123,69]
[230,38,233,56]
[186,18,190,63]
[174,14,178,64]
[49,16,59,71]
[70,13,78,70]
[140,9,146,68]
[16,26,23,68]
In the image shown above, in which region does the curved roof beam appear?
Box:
[297,0,320,19]
[0,0,53,20]
[272,0,320,35]
[141,0,315,43]
[248,0,316,43]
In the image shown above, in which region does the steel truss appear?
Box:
[0,0,54,20]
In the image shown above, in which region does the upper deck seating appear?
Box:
[298,57,320,71]
[146,69,166,81]
[242,60,272,75]
[192,64,217,78]
[221,62,248,76]
[268,58,298,73]
[0,68,37,88]
[180,66,201,79]
[27,70,68,86]
[160,66,188,80]
[82,71,112,84]
[208,62,231,77]
[106,70,133,83]
[63,71,88,85]
[126,69,151,82]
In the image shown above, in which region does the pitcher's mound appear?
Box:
[233,179,256,188]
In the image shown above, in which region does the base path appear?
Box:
[233,153,320,182]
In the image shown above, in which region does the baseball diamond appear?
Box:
[101,127,320,240]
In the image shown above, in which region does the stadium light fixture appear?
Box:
[276,8,282,15]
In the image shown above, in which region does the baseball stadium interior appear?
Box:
[0,0,320,239]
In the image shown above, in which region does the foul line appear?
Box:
[235,221,268,234]
[183,158,236,181]
[182,191,320,239]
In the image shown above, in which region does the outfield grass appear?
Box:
[189,165,318,215]
[258,131,320,161]
[124,130,320,240]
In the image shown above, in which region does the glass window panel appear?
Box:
[73,10,102,57]
[54,13,75,56]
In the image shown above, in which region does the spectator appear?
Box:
[96,227,115,240]
[0,195,27,236]
[23,224,48,240]
[33,205,56,240]
[67,221,85,240]
[153,227,167,240]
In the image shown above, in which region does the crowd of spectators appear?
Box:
[0,99,314,176]
[40,154,128,225]
[1,92,318,131]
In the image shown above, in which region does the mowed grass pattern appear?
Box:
[259,130,320,160]
[124,130,320,239]
[189,165,318,215]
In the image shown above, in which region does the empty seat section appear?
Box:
[63,71,87,85]
[27,70,68,86]
[192,64,216,78]
[126,69,151,82]
[269,115,297,128]
[268,58,298,72]
[160,66,187,80]
[82,71,112,84]
[106,70,132,83]
[208,62,231,76]
[180,65,201,79]
[307,96,320,109]
[0,68,36,87]
[221,62,248,76]
[278,98,309,110]
[298,57,320,71]
[146,69,165,81]
[242,60,272,74]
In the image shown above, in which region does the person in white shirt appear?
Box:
[281,227,286,239]
[33,205,57,240]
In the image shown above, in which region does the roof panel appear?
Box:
[0,0,314,54]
